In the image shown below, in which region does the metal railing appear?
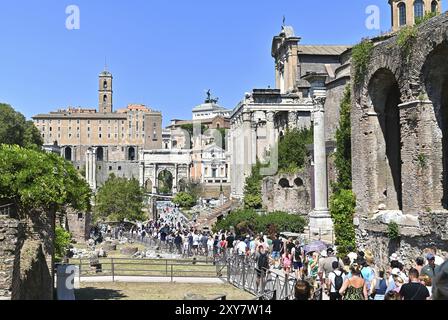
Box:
[59,257,227,283]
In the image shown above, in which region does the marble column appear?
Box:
[266,111,275,155]
[139,162,145,188]
[309,97,333,233]
[242,112,252,178]
[251,122,257,164]
[152,164,158,194]
[173,164,178,194]
[92,148,97,191]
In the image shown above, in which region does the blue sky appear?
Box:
[0,0,445,126]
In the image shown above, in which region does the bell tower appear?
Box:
[99,70,113,113]
[389,0,442,32]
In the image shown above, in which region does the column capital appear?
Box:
[242,111,252,122]
[266,111,275,122]
[313,97,326,112]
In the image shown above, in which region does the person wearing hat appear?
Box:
[421,253,439,280]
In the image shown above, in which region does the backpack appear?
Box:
[333,271,344,291]
[294,245,302,262]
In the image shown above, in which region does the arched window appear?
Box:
[432,0,438,13]
[64,147,72,161]
[103,80,108,89]
[128,147,136,161]
[414,0,424,22]
[398,2,407,26]
[96,147,104,161]
[103,95,107,102]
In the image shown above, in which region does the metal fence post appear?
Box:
[171,264,173,283]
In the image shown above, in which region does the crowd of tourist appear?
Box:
[95,201,447,301]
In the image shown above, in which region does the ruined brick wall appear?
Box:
[0,210,55,300]
[262,171,311,215]
[66,210,91,243]
[351,13,448,260]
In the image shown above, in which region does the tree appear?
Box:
[0,103,43,149]
[330,189,356,258]
[243,162,264,210]
[94,174,145,222]
[173,192,197,209]
[0,145,91,218]
[278,128,313,173]
[55,226,72,263]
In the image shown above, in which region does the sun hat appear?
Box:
[427,253,435,260]
[320,250,328,258]
[391,268,401,276]
[390,253,399,261]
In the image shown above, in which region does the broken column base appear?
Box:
[309,209,334,235]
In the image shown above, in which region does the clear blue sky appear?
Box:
[0,0,445,126]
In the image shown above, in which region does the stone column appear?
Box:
[242,112,253,178]
[309,97,333,233]
[251,122,257,164]
[92,148,97,191]
[152,164,158,194]
[266,111,276,155]
[85,149,91,186]
[173,164,178,194]
[288,111,298,130]
[139,162,145,188]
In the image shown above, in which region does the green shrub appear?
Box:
[213,209,306,236]
[55,226,72,263]
[278,128,313,172]
[352,40,374,84]
[330,189,356,258]
[388,221,400,240]
[243,162,265,210]
[397,25,417,59]
[173,192,197,209]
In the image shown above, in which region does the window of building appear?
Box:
[68,134,72,138]
[432,0,438,12]
[87,134,90,138]
[103,80,108,89]
[414,0,424,22]
[58,127,61,131]
[99,134,102,138]
[109,166,113,171]
[99,127,102,132]
[118,166,122,171]
[77,134,80,138]
[77,127,80,131]
[88,127,90,132]
[103,95,107,102]
[49,127,52,132]
[399,2,407,26]
[77,119,80,124]
[108,134,111,138]
[88,120,90,125]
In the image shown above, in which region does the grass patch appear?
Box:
[75,282,254,300]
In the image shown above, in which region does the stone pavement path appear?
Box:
[80,276,227,284]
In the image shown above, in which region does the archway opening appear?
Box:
[279,178,291,188]
[96,147,104,161]
[368,68,403,211]
[64,147,72,161]
[128,147,136,161]
[423,41,448,208]
[158,170,173,195]
[294,177,304,187]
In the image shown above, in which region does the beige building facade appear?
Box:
[389,0,442,31]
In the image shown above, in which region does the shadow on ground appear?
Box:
[75,288,127,300]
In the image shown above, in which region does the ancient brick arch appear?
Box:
[352,13,448,222]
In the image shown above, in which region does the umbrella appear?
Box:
[303,240,328,254]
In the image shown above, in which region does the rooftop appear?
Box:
[298,45,351,56]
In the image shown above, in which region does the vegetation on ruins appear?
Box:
[173,192,197,209]
[243,161,265,210]
[415,11,437,26]
[330,86,356,258]
[351,40,374,85]
[213,209,306,236]
[397,25,418,60]
[0,144,91,218]
[332,86,352,193]
[0,103,43,150]
[278,128,313,173]
[55,226,72,263]
[388,221,401,240]
[94,174,145,222]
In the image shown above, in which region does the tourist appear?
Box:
[308,252,319,282]
[361,253,375,296]
[384,291,401,300]
[399,268,430,300]
[371,269,389,300]
[282,248,292,277]
[255,245,270,294]
[419,275,432,299]
[432,260,448,300]
[294,279,313,300]
[291,240,303,280]
[327,261,343,301]
[219,234,228,258]
[319,247,339,281]
[431,247,445,266]
[271,234,283,270]
[236,237,247,258]
[415,257,425,275]
[339,263,368,300]
[226,232,235,256]
[421,253,439,280]
[347,246,357,264]
[174,233,183,254]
